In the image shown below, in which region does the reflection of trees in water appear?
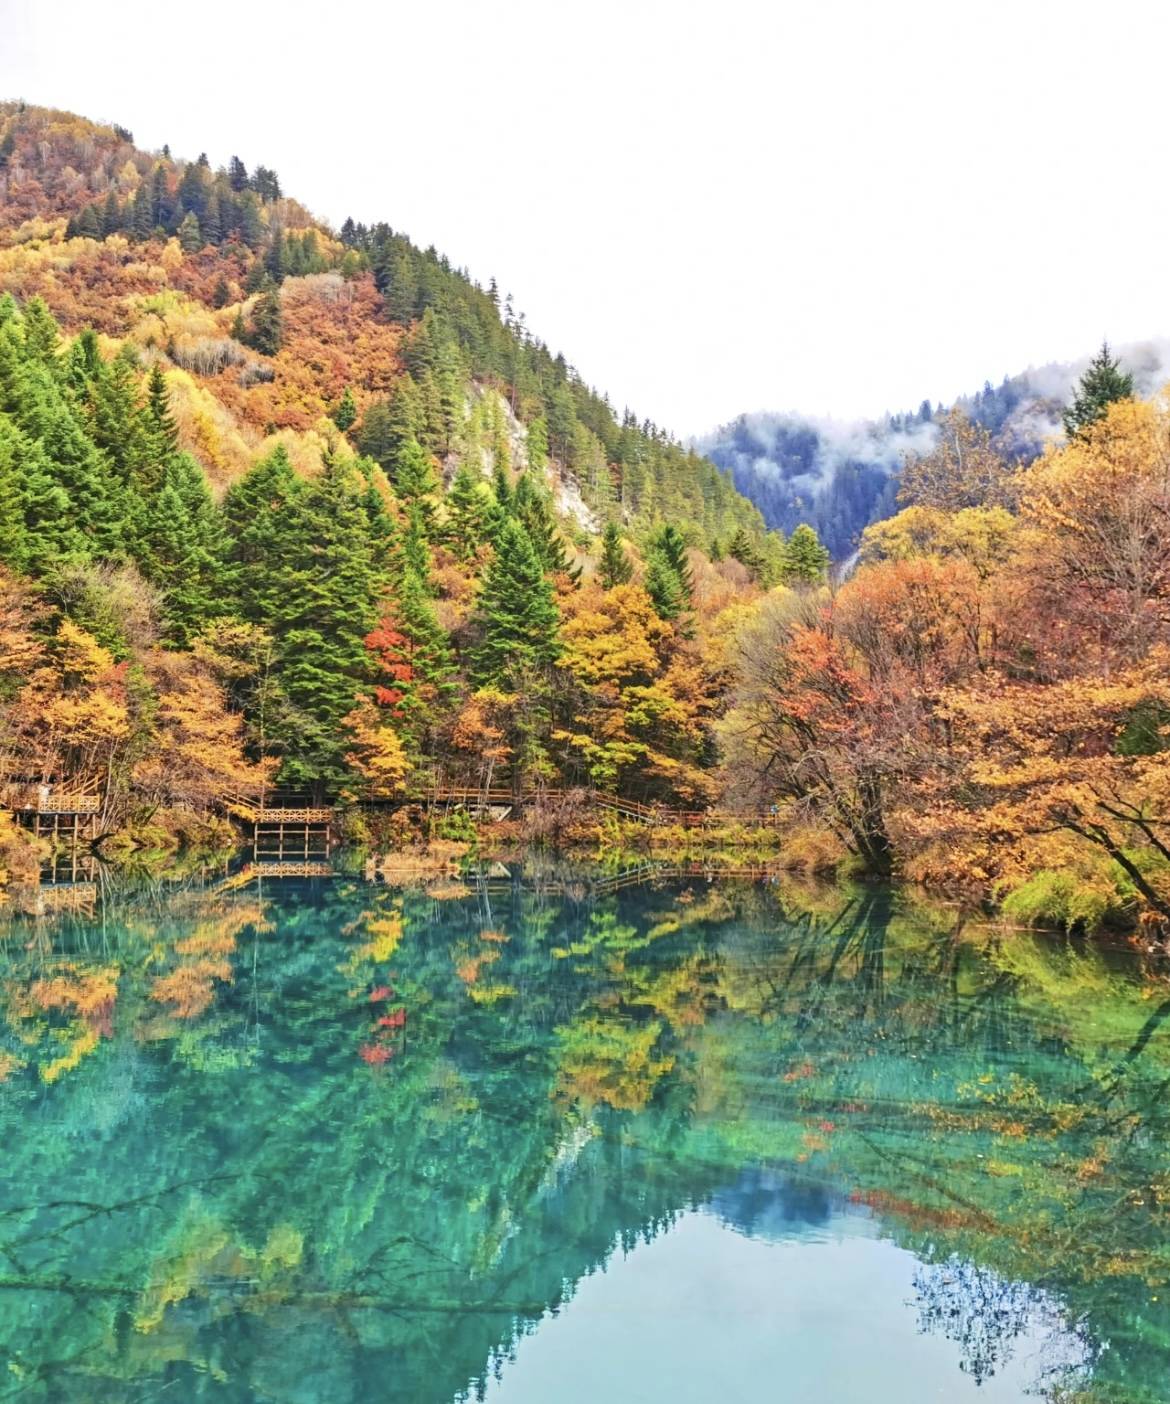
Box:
[913,1256,1096,1392]
[2,875,1169,1401]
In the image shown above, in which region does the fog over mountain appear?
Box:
[698,338,1170,558]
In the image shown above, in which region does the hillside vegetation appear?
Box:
[701,336,1168,556]
[1,103,1169,949]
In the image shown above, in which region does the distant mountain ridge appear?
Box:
[699,339,1170,557]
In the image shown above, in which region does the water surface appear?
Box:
[1,870,1168,1402]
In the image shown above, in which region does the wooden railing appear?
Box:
[6,787,102,815]
[219,794,333,825]
[423,787,778,828]
[215,787,780,831]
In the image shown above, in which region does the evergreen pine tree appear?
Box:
[149,163,172,230]
[728,526,765,580]
[526,415,549,471]
[246,288,283,356]
[131,185,153,239]
[0,314,122,556]
[393,436,440,525]
[75,203,102,239]
[443,463,494,561]
[598,522,633,587]
[332,385,357,432]
[392,565,457,724]
[512,471,579,579]
[401,501,432,582]
[177,211,203,252]
[101,190,122,236]
[225,452,389,788]
[783,523,831,583]
[238,190,265,248]
[652,523,694,602]
[202,192,223,244]
[1063,341,1134,438]
[85,344,150,484]
[21,298,61,364]
[143,362,179,484]
[356,377,423,470]
[491,460,512,515]
[223,446,306,618]
[470,518,561,685]
[644,550,685,621]
[136,454,226,645]
[0,416,79,569]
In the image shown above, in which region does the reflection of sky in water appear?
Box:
[482,1207,1088,1404]
[0,876,1159,1401]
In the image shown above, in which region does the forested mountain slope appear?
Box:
[700,338,1170,556]
[0,102,769,540]
[0,101,807,846]
[3,102,1170,950]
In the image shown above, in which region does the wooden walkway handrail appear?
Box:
[211,787,780,830]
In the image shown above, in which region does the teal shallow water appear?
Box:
[0,872,1168,1402]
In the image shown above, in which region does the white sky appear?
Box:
[3,0,1170,436]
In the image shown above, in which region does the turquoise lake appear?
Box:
[1,868,1168,1402]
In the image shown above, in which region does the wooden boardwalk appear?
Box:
[2,784,102,841]
[415,786,779,830]
[216,787,779,852]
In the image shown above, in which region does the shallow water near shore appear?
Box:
[1,866,1168,1402]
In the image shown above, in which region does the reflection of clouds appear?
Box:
[913,1255,1097,1391]
[709,1165,838,1239]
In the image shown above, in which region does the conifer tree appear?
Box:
[131,185,153,239]
[1063,341,1134,438]
[385,251,420,323]
[644,550,685,621]
[238,190,265,248]
[443,463,494,560]
[222,446,303,626]
[101,189,122,237]
[177,159,208,221]
[202,192,223,244]
[0,314,122,556]
[491,460,513,516]
[177,211,202,252]
[75,203,102,239]
[599,522,633,587]
[63,328,102,394]
[652,523,694,602]
[332,386,357,432]
[86,345,150,485]
[512,471,579,579]
[783,523,831,583]
[149,163,172,230]
[246,287,283,356]
[136,455,226,646]
[142,362,179,488]
[357,377,424,470]
[401,501,432,582]
[225,452,390,787]
[393,436,440,511]
[470,518,561,685]
[20,298,61,364]
[526,415,549,471]
[0,416,78,569]
[728,526,765,580]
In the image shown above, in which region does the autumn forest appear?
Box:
[0,102,1169,948]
